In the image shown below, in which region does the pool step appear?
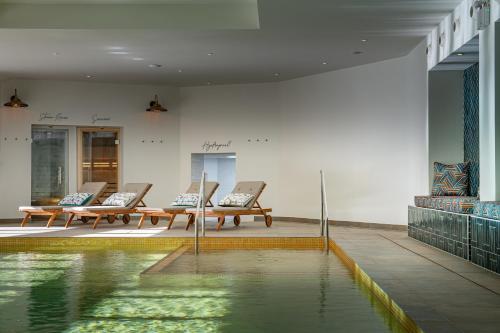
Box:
[140,245,191,274]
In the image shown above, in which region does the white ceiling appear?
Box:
[432,36,479,71]
[0,0,464,86]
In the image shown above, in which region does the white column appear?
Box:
[479,19,500,200]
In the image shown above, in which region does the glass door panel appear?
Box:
[31,127,68,206]
[79,128,120,201]
[191,153,236,203]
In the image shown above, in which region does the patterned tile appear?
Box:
[470,216,500,274]
[473,201,500,220]
[414,196,477,214]
[408,206,469,259]
[464,63,480,197]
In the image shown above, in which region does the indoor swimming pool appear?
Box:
[0,247,411,332]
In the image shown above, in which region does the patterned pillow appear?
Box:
[171,193,200,207]
[102,192,137,207]
[58,193,93,206]
[218,193,254,207]
[432,162,469,196]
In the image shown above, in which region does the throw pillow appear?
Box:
[171,193,200,207]
[432,162,469,196]
[102,192,137,207]
[218,193,254,207]
[58,193,93,206]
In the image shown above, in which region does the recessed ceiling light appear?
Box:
[456,53,464,56]
[85,75,92,79]
[353,51,363,55]
[273,73,280,77]
[361,39,368,42]
[207,81,212,85]
[52,52,60,56]
[322,61,328,65]
[178,69,183,73]
[109,51,129,55]
[148,64,162,68]
[207,52,214,56]
[132,57,144,61]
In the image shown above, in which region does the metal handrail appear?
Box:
[320,170,329,253]
[193,171,206,255]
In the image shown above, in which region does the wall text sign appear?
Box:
[38,112,68,122]
[202,140,232,152]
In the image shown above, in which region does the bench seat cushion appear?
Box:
[473,201,500,220]
[414,196,477,214]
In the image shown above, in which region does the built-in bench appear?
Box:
[409,200,500,274]
[408,203,472,260]
[470,202,500,274]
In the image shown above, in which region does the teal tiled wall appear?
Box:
[408,206,469,259]
[470,216,500,273]
[464,63,480,197]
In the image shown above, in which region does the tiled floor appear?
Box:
[0,218,321,237]
[334,228,500,333]
[0,219,499,332]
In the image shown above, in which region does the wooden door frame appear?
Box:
[77,127,122,192]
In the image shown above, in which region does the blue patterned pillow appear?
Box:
[432,162,469,196]
[59,193,93,206]
[171,193,199,207]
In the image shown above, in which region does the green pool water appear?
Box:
[0,248,409,333]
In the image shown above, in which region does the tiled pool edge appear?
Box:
[0,237,323,251]
[329,239,424,333]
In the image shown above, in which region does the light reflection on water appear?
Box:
[0,249,409,333]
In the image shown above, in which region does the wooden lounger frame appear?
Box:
[64,184,152,229]
[64,200,147,230]
[20,184,107,228]
[208,200,273,231]
[137,200,214,230]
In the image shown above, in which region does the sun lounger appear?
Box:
[136,181,219,230]
[188,181,272,231]
[18,182,107,228]
[64,183,152,229]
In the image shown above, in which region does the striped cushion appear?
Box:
[432,162,470,196]
[473,202,500,220]
[415,196,477,214]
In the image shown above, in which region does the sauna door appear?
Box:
[78,127,120,201]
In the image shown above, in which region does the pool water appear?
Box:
[0,248,409,333]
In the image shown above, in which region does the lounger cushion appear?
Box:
[171,193,199,207]
[473,202,500,220]
[64,206,132,212]
[102,192,137,207]
[219,193,254,207]
[121,183,152,208]
[232,181,266,208]
[431,162,470,196]
[58,193,93,206]
[19,206,64,211]
[414,195,477,214]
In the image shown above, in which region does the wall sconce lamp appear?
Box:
[4,89,28,108]
[146,94,167,112]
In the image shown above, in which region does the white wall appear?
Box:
[0,80,180,218]
[0,42,428,225]
[428,70,464,189]
[177,42,429,225]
